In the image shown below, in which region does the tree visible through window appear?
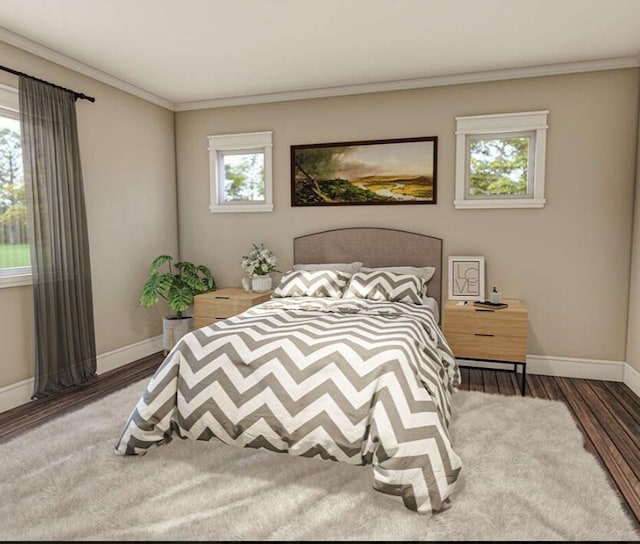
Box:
[0,114,29,275]
[468,136,530,197]
[223,152,265,202]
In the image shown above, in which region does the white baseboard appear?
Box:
[457,353,626,382]
[624,363,640,398]
[458,353,639,399]
[96,335,163,374]
[525,354,625,381]
[0,378,35,415]
[0,335,163,414]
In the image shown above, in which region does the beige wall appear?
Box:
[627,85,640,374]
[0,42,178,388]
[1,50,637,389]
[176,69,639,362]
[0,286,34,386]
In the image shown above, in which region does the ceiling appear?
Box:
[0,0,639,109]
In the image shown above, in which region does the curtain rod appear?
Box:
[0,64,95,103]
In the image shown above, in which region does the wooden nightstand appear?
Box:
[443,299,528,395]
[194,288,271,329]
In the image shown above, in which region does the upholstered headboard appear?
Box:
[293,227,443,309]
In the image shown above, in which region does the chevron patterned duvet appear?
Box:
[115,297,462,513]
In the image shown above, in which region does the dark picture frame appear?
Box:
[291,136,437,206]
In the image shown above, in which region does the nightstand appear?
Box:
[443,299,528,395]
[194,288,271,329]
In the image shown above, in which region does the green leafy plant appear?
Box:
[139,255,216,318]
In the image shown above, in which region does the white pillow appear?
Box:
[293,261,363,274]
[342,271,424,305]
[272,269,352,298]
[360,265,435,284]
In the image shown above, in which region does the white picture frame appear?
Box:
[448,256,485,301]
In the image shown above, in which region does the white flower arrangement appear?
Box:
[241,243,278,277]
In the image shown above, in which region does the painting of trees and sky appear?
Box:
[291,137,437,206]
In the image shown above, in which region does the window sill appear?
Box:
[0,274,33,288]
[209,203,274,213]
[454,198,546,209]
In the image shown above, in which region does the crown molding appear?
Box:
[175,55,640,111]
[1,25,638,113]
[0,26,174,110]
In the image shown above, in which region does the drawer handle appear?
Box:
[474,333,495,337]
[475,309,494,313]
[215,296,230,299]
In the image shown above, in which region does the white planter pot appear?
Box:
[251,275,272,292]
[162,315,194,352]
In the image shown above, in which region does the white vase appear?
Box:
[251,274,272,292]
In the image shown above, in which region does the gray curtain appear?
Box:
[19,77,96,397]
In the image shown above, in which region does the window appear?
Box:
[0,84,30,287]
[454,111,548,209]
[208,131,273,213]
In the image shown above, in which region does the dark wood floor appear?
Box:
[0,353,162,443]
[0,356,638,528]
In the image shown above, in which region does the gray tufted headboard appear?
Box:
[293,227,443,310]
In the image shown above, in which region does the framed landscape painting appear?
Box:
[291,136,437,206]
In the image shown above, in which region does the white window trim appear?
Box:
[0,85,32,286]
[454,111,548,209]
[0,269,32,288]
[207,131,273,213]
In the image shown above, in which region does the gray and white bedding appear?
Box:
[115,296,461,513]
[422,295,440,324]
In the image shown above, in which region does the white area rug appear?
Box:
[0,380,637,541]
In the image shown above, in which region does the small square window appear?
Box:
[467,133,533,198]
[455,112,548,209]
[220,151,265,203]
[208,131,273,213]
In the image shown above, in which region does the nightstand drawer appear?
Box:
[196,297,250,319]
[445,332,527,362]
[445,309,527,337]
[194,288,271,328]
[194,317,223,329]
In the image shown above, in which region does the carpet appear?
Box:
[0,380,637,541]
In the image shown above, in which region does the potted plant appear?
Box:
[139,255,216,352]
[241,243,278,292]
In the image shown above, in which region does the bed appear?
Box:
[115,228,462,514]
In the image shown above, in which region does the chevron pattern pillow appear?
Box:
[343,270,424,304]
[272,269,352,298]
